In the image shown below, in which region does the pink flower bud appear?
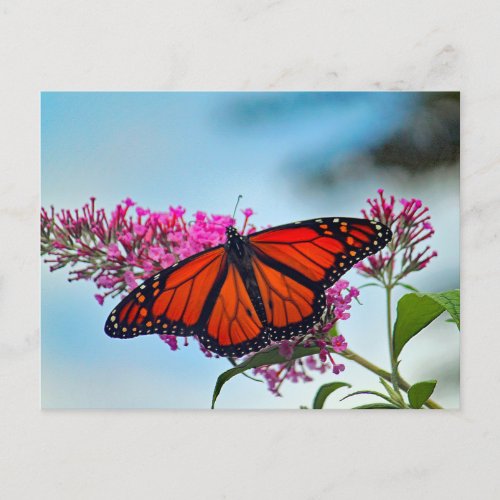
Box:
[107,244,121,259]
[241,208,254,218]
[124,271,138,290]
[122,197,136,207]
[332,363,345,375]
[278,340,294,360]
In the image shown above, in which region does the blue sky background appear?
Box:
[41,92,459,409]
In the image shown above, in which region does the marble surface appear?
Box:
[1,1,499,498]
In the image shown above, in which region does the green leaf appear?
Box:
[340,390,401,407]
[358,283,383,289]
[378,377,405,406]
[427,291,460,327]
[326,323,339,337]
[227,357,263,383]
[393,290,460,358]
[379,377,396,397]
[396,282,419,292]
[353,403,400,409]
[312,382,352,409]
[211,345,320,408]
[408,380,437,409]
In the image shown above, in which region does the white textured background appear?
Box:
[1,1,498,498]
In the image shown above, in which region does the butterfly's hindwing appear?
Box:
[197,262,271,357]
[105,245,227,339]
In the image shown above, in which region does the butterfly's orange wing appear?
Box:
[105,246,228,339]
[199,262,268,357]
[105,245,268,357]
[248,218,391,341]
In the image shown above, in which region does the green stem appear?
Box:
[385,285,401,396]
[339,349,442,409]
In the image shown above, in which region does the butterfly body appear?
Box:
[105,217,392,357]
[224,226,267,318]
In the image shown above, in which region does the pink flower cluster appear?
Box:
[251,280,357,396]
[355,189,437,283]
[41,198,256,306]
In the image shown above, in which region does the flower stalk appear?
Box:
[356,189,439,398]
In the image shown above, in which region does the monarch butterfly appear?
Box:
[105,217,392,357]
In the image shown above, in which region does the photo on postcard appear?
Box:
[41,92,459,409]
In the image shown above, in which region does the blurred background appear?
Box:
[41,92,459,409]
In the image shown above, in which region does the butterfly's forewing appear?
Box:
[105,243,269,357]
[105,245,227,339]
[248,218,392,341]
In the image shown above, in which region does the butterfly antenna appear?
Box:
[232,194,243,220]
